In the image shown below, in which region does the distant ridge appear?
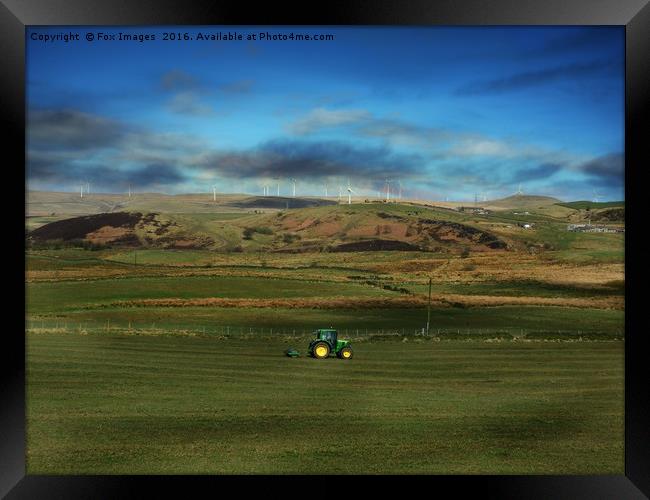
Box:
[556,200,624,210]
[487,195,562,209]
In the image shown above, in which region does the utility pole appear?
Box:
[426,277,432,335]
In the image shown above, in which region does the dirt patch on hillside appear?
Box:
[293,217,318,231]
[419,219,507,250]
[85,226,133,245]
[310,220,343,237]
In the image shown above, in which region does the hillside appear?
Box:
[28,212,213,249]
[27,204,515,254]
[487,195,562,209]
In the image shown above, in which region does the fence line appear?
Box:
[25,319,624,338]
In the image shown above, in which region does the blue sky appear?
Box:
[26,26,624,201]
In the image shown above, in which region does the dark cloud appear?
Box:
[127,164,187,187]
[195,139,424,180]
[456,60,619,95]
[160,70,201,91]
[27,107,195,189]
[27,109,125,151]
[578,152,624,185]
[160,71,252,116]
[28,152,186,189]
[510,162,563,183]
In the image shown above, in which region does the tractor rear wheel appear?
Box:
[338,347,353,359]
[312,342,330,359]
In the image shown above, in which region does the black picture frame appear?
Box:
[4,1,648,497]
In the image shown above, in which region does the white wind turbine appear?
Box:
[324,183,328,198]
[398,179,402,200]
[385,179,392,201]
[212,185,217,202]
[516,184,524,196]
[338,185,342,203]
[592,189,603,203]
[291,178,297,197]
[347,179,356,205]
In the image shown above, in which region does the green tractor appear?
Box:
[308,328,353,360]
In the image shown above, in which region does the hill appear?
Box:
[27,204,514,254]
[487,195,562,210]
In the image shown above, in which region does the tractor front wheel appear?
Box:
[312,342,330,359]
[338,347,353,359]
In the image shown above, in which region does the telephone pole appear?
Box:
[426,277,432,335]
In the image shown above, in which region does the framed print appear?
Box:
[3,0,648,497]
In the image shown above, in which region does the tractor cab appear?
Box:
[308,328,353,360]
[315,329,338,345]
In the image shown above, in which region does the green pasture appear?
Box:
[26,333,623,474]
[26,275,395,313]
[29,304,624,339]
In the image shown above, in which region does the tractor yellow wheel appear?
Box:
[340,347,353,359]
[313,342,330,359]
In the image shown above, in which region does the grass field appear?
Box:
[25,195,625,474]
[27,332,623,474]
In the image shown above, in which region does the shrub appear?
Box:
[282,233,301,244]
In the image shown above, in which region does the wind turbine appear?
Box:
[291,178,297,197]
[385,179,392,201]
[324,183,328,198]
[347,179,356,205]
[398,179,402,200]
[79,183,84,199]
[128,184,132,198]
[338,185,342,203]
[516,184,524,196]
[212,185,217,202]
[592,189,603,203]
